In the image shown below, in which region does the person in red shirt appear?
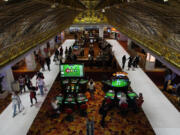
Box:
[136,93,144,108]
[29,86,37,107]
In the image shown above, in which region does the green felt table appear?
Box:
[56,96,64,104]
[102,80,111,86]
[71,79,79,84]
[117,92,122,99]
[112,79,128,88]
[105,91,115,99]
[128,92,137,99]
[77,94,88,103]
[62,79,69,84]
[65,96,76,104]
[79,79,88,84]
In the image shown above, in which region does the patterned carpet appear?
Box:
[0,94,11,114]
[27,75,155,135]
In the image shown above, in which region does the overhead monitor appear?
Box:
[60,64,84,77]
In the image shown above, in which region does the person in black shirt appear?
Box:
[128,56,133,70]
[122,55,126,69]
[59,47,63,57]
[65,47,68,57]
[45,57,51,71]
[100,101,109,127]
[29,86,37,107]
[69,47,72,55]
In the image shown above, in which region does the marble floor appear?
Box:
[0,40,75,135]
[107,39,180,135]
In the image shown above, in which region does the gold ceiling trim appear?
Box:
[0,24,70,68]
[79,0,101,9]
[73,10,108,24]
[110,21,180,69]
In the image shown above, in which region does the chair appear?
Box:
[80,104,87,117]
[120,103,128,116]
[65,108,73,122]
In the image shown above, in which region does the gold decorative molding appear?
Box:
[73,10,108,24]
[0,24,69,68]
[110,21,180,69]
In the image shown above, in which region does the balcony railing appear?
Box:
[110,20,180,69]
[0,24,68,68]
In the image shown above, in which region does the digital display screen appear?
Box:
[60,64,84,77]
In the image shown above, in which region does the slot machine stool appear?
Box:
[80,104,87,117]
[65,108,73,122]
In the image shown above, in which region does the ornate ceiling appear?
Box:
[0,0,179,69]
[79,0,101,9]
[73,10,107,24]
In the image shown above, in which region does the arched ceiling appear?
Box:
[0,0,179,69]
[105,0,180,68]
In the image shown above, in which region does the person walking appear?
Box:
[132,57,136,70]
[36,77,45,96]
[100,101,109,127]
[134,55,140,68]
[163,72,172,91]
[122,55,126,69]
[25,75,31,90]
[128,56,133,70]
[59,47,63,57]
[45,56,51,71]
[39,56,45,71]
[18,75,26,93]
[54,48,59,64]
[68,47,72,55]
[65,47,68,57]
[12,91,21,117]
[29,86,37,107]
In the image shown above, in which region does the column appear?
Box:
[61,31,65,42]
[127,38,132,50]
[119,32,128,41]
[49,38,55,50]
[99,26,104,38]
[0,66,14,91]
[145,53,156,70]
[25,53,36,71]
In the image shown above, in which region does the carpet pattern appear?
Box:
[27,76,155,135]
